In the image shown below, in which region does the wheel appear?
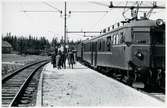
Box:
[143,70,152,89]
[156,70,163,88]
[126,70,134,86]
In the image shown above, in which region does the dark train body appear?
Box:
[76,19,165,89]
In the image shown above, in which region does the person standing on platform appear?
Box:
[73,50,76,64]
[51,52,55,67]
[51,48,58,68]
[68,49,75,69]
[61,51,67,69]
[57,50,62,69]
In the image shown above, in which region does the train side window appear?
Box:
[85,43,88,51]
[111,35,115,45]
[84,44,85,51]
[86,43,87,51]
[103,40,106,51]
[83,44,85,51]
[113,35,116,45]
[98,40,102,51]
[106,36,111,51]
[116,34,119,44]
[111,36,113,44]
[102,40,105,51]
[85,44,87,51]
[87,43,89,51]
[90,43,91,51]
[120,32,125,44]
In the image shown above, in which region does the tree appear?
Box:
[2,33,52,55]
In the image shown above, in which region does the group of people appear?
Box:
[51,48,75,69]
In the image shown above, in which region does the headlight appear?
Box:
[136,52,144,60]
[156,19,164,26]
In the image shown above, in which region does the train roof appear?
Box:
[82,19,164,43]
[124,19,157,27]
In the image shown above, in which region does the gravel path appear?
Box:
[38,62,164,106]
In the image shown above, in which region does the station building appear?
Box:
[2,41,13,54]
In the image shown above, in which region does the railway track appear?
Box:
[2,60,49,107]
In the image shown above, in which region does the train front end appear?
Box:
[130,19,165,89]
[149,19,165,88]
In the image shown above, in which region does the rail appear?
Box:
[9,61,49,107]
[2,60,49,107]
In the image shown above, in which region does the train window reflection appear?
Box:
[120,32,125,44]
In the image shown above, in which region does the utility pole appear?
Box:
[64,1,67,51]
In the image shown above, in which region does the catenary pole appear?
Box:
[64,1,67,50]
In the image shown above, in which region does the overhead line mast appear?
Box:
[108,1,165,20]
[64,2,67,49]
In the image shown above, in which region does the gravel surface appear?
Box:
[38,62,164,107]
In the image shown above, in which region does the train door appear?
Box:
[91,42,93,65]
[93,42,97,66]
[81,43,83,60]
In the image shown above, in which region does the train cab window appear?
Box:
[106,36,111,51]
[151,30,165,44]
[133,32,150,44]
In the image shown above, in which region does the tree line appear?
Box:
[2,32,81,55]
[2,32,54,55]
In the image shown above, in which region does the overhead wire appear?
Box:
[49,0,63,12]
[88,1,109,7]
[91,12,109,30]
[42,1,62,13]
[69,11,109,13]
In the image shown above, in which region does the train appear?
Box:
[76,18,165,89]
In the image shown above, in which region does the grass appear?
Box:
[2,54,50,77]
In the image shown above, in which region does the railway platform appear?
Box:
[36,62,164,106]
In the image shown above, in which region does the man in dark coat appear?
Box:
[68,50,75,69]
[61,51,67,69]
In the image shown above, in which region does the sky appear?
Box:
[1,0,166,42]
